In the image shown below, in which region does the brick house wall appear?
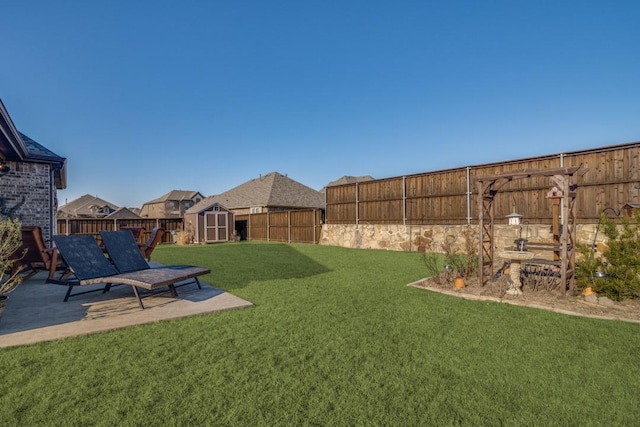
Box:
[0,160,58,241]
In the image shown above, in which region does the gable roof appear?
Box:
[0,99,26,159]
[0,98,67,188]
[18,132,66,163]
[143,190,204,204]
[186,172,324,213]
[326,175,375,187]
[185,201,230,215]
[105,207,141,219]
[58,194,120,217]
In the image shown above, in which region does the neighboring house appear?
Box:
[189,171,325,216]
[105,207,141,220]
[0,98,67,241]
[321,175,375,193]
[57,194,119,219]
[326,175,375,187]
[186,172,324,242]
[139,190,204,218]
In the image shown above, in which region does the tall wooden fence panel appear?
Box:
[235,210,323,244]
[564,145,640,219]
[325,142,640,225]
[324,184,357,224]
[357,178,404,224]
[405,170,469,224]
[56,218,183,243]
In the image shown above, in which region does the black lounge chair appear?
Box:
[100,230,202,292]
[47,234,210,309]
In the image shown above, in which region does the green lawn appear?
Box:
[1,241,639,426]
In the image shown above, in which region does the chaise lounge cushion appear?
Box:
[48,234,210,309]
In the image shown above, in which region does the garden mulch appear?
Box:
[409,275,640,324]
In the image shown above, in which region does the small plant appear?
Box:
[420,231,448,286]
[0,218,25,295]
[421,225,479,287]
[177,220,196,245]
[576,210,640,301]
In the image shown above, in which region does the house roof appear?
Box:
[186,172,325,213]
[105,207,141,219]
[0,98,67,188]
[325,175,375,187]
[143,190,204,204]
[58,194,120,217]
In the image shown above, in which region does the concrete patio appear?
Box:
[0,270,253,348]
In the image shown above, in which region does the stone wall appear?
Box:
[320,223,604,257]
[0,160,56,240]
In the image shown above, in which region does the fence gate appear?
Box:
[204,212,229,242]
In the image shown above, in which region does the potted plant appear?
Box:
[0,218,25,320]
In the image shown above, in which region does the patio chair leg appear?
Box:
[64,285,74,302]
[169,284,177,298]
[132,286,145,310]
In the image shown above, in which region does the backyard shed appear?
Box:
[184,202,234,244]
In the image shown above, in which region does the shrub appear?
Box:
[421,225,479,286]
[576,210,640,301]
[0,218,24,295]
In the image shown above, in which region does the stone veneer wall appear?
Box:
[320,223,605,258]
[0,160,56,241]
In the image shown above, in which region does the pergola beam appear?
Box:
[474,167,586,291]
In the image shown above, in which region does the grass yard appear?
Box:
[1,241,640,426]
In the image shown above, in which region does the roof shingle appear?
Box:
[187,172,324,213]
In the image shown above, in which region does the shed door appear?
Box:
[205,212,228,242]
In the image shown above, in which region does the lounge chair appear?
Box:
[100,230,202,292]
[140,227,165,261]
[120,226,144,242]
[47,234,210,309]
[12,226,68,280]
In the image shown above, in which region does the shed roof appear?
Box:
[184,201,229,215]
[187,172,324,213]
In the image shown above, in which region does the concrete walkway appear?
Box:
[0,271,253,348]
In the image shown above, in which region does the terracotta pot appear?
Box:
[454,277,466,289]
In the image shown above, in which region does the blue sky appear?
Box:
[2,1,639,208]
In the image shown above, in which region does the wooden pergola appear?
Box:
[474,166,587,292]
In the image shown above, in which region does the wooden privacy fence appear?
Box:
[56,218,183,244]
[235,209,323,244]
[326,142,640,225]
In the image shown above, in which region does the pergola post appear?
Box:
[476,178,510,287]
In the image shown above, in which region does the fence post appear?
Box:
[355,182,359,225]
[466,167,471,224]
[288,211,291,243]
[402,175,406,225]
